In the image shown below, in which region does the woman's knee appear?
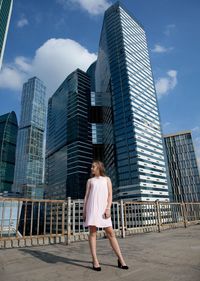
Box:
[89,226,97,237]
[105,228,115,238]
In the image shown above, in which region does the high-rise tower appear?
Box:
[45,69,92,199]
[0,0,13,70]
[95,2,169,201]
[164,131,200,202]
[13,77,46,199]
[0,111,18,193]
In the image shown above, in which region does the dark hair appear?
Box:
[91,160,106,177]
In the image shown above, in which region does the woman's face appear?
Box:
[91,163,100,176]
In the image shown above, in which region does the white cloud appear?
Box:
[192,126,200,133]
[0,38,97,98]
[0,66,25,90]
[163,122,171,128]
[14,56,33,72]
[55,18,66,29]
[17,17,29,28]
[34,13,42,25]
[32,38,97,95]
[152,44,173,53]
[155,70,177,98]
[57,0,111,15]
[164,24,176,36]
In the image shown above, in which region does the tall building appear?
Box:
[93,2,169,201]
[87,61,104,161]
[13,77,46,199]
[0,0,13,70]
[45,69,92,199]
[164,131,200,202]
[87,62,117,188]
[0,111,18,193]
[46,2,170,201]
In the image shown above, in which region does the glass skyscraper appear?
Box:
[45,69,92,199]
[0,0,13,70]
[13,77,46,199]
[87,60,118,190]
[164,131,200,202]
[93,2,169,201]
[0,111,18,193]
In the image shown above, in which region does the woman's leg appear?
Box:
[88,226,100,267]
[105,226,127,266]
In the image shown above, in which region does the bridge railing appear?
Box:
[0,197,200,248]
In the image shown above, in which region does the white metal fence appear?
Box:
[0,197,200,248]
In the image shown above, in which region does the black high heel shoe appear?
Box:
[93,264,101,271]
[118,259,129,269]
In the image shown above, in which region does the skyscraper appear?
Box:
[87,61,104,161]
[87,61,117,188]
[13,77,46,199]
[94,2,169,201]
[164,131,200,202]
[45,69,92,199]
[0,0,13,70]
[0,111,18,193]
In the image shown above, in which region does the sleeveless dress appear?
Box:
[83,176,112,228]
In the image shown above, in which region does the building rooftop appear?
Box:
[164,130,192,138]
[1,225,200,281]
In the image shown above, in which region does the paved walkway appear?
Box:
[1,225,200,281]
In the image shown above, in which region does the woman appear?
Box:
[83,160,128,271]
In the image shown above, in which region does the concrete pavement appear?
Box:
[0,225,200,281]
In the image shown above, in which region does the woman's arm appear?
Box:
[105,177,112,218]
[106,177,112,209]
[83,179,91,219]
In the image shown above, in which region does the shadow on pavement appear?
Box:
[19,248,91,269]
[19,248,117,269]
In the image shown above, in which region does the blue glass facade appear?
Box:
[0,111,18,193]
[45,69,92,199]
[164,131,200,202]
[94,2,169,201]
[87,60,117,187]
[0,0,13,69]
[13,77,46,199]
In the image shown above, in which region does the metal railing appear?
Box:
[0,197,200,248]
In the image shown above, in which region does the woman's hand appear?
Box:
[104,208,111,219]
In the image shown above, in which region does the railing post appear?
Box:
[23,201,28,238]
[155,200,162,232]
[181,202,187,228]
[67,197,71,245]
[62,202,65,236]
[120,199,125,238]
[0,200,5,238]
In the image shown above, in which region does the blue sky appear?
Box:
[0,0,200,166]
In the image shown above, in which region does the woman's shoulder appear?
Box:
[105,176,111,183]
[88,176,111,181]
[87,177,95,183]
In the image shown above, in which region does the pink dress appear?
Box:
[83,176,112,228]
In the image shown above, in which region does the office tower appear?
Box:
[13,77,46,199]
[0,0,13,70]
[87,61,104,162]
[0,111,18,193]
[94,2,169,201]
[45,69,92,199]
[87,61,117,188]
[164,131,200,202]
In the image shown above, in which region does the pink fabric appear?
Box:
[83,176,112,228]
